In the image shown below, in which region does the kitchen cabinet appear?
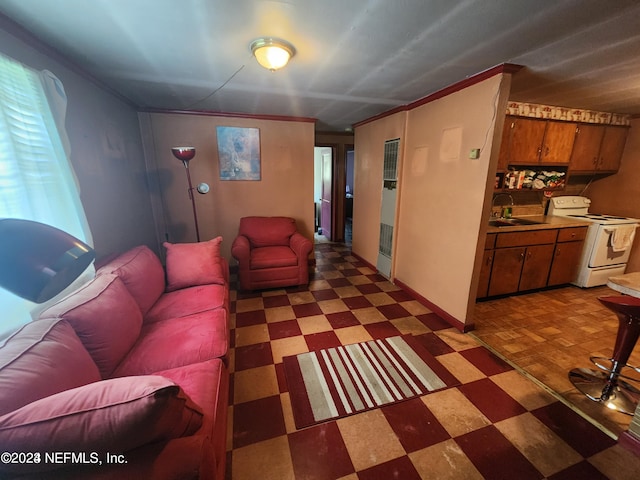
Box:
[477,233,496,298]
[478,226,587,298]
[500,116,577,166]
[548,227,588,286]
[570,125,629,173]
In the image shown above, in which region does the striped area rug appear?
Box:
[283,335,459,429]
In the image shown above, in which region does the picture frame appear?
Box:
[216,126,261,180]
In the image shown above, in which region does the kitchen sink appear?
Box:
[488,217,544,227]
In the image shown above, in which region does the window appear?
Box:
[0,53,93,338]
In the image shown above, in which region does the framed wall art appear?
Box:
[216,126,261,180]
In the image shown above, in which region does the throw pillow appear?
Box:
[164,237,225,291]
[39,274,143,378]
[0,376,203,474]
[0,318,101,416]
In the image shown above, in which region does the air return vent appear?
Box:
[383,138,399,180]
[379,223,393,258]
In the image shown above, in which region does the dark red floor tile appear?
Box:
[233,395,286,448]
[377,303,411,320]
[356,283,383,294]
[414,332,455,356]
[416,312,451,331]
[456,425,543,480]
[315,264,337,272]
[387,289,414,302]
[225,451,232,480]
[357,456,422,480]
[234,342,274,371]
[275,362,288,393]
[531,402,616,457]
[364,321,403,339]
[382,397,450,452]
[289,422,355,480]
[311,288,340,301]
[547,461,609,480]
[342,295,373,310]
[228,372,234,406]
[268,319,302,339]
[340,268,362,277]
[458,378,527,423]
[263,294,291,308]
[459,346,513,376]
[327,277,352,288]
[366,273,388,283]
[235,309,267,327]
[326,311,361,329]
[292,302,324,317]
[305,331,342,351]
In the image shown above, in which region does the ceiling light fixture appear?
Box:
[250,37,295,71]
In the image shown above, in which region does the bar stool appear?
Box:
[568,295,640,415]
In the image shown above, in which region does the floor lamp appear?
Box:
[171,146,209,242]
[0,219,95,303]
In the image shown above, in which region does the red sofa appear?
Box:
[231,216,313,291]
[0,240,229,479]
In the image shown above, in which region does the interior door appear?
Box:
[320,150,332,240]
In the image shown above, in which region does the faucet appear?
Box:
[492,193,514,218]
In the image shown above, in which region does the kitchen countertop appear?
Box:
[607,272,640,298]
[486,215,592,233]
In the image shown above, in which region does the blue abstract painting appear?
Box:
[216,126,261,180]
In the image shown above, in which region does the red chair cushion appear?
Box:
[250,246,297,269]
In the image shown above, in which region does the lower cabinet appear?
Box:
[478,226,587,298]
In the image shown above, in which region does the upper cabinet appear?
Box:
[570,124,629,173]
[499,116,576,166]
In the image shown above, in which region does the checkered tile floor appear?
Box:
[225,242,640,480]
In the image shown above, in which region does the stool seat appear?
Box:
[569,295,640,415]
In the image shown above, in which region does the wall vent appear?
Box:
[383,138,399,180]
[379,223,393,258]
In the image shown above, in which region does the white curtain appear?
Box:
[0,53,94,338]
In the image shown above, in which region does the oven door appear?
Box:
[588,224,636,267]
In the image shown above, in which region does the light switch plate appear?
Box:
[469,148,480,159]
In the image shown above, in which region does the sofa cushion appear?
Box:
[164,237,225,292]
[145,283,228,324]
[39,275,143,378]
[97,245,165,315]
[0,376,203,475]
[239,216,296,248]
[250,245,298,269]
[112,308,229,377]
[0,318,100,416]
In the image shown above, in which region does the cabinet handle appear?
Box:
[486,256,492,266]
[520,252,525,260]
[545,146,550,156]
[592,157,597,165]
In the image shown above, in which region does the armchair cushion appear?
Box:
[251,246,297,269]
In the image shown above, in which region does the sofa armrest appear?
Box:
[231,235,250,262]
[289,232,313,261]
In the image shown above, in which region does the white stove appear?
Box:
[548,196,639,287]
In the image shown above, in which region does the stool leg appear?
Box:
[569,296,640,415]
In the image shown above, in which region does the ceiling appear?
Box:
[1,0,640,131]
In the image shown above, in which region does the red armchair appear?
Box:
[231,216,313,291]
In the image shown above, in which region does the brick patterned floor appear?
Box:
[225,242,640,480]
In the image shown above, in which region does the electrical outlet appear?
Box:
[469,148,480,159]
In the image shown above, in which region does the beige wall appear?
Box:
[584,118,640,271]
[139,112,315,261]
[352,111,407,264]
[0,18,157,260]
[353,74,511,326]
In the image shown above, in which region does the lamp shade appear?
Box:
[250,38,295,71]
[0,219,95,303]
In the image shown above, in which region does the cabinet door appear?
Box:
[598,126,628,171]
[548,241,584,286]
[570,124,603,171]
[477,250,494,298]
[508,118,546,164]
[496,116,513,171]
[488,247,525,296]
[519,244,555,291]
[541,121,577,164]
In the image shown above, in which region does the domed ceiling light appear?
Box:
[250,37,296,71]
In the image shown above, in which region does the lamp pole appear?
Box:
[171,146,201,242]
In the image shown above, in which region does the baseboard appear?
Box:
[393,279,473,333]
